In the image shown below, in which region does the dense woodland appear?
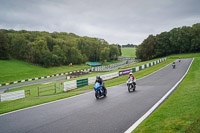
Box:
[136,23,200,60]
[0,29,121,67]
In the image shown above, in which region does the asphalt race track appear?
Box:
[0,58,193,133]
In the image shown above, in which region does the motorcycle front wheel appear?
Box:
[128,84,132,92]
[133,84,136,91]
[95,91,100,99]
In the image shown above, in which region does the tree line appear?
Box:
[122,44,137,48]
[0,29,121,67]
[136,23,200,60]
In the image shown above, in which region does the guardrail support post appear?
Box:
[38,87,39,96]
[55,84,56,94]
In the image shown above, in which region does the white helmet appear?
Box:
[129,72,133,75]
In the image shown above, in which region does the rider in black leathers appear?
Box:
[95,75,105,92]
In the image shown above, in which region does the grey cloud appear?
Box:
[0,0,200,44]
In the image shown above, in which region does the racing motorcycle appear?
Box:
[172,63,176,69]
[127,77,136,92]
[93,83,107,99]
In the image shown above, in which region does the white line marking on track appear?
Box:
[124,58,194,133]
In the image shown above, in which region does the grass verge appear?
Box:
[0,60,90,84]
[133,53,200,133]
[0,58,174,114]
[121,48,136,57]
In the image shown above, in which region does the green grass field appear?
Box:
[0,58,174,114]
[133,53,200,133]
[0,60,90,84]
[121,48,136,57]
[0,59,124,84]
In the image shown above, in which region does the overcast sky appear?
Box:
[0,0,200,45]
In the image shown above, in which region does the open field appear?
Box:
[0,58,174,114]
[0,60,90,84]
[121,48,136,57]
[0,59,124,85]
[101,60,121,65]
[133,53,200,133]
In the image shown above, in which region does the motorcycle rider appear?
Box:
[128,72,136,86]
[172,61,176,68]
[179,57,181,62]
[95,75,105,92]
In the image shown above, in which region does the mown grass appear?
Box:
[168,53,200,58]
[0,59,122,85]
[121,48,136,57]
[0,60,90,84]
[120,57,164,70]
[0,58,174,114]
[101,60,121,65]
[133,53,200,133]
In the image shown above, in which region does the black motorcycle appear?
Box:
[172,63,176,69]
[94,83,107,99]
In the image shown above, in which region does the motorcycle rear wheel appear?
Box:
[103,88,107,97]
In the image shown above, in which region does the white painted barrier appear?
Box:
[136,67,139,71]
[111,72,119,78]
[142,65,145,69]
[64,80,77,91]
[101,72,119,80]
[0,90,25,102]
[88,76,96,85]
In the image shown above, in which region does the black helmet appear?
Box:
[96,75,100,79]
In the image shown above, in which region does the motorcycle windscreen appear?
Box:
[94,83,100,90]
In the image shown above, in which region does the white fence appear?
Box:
[88,76,96,85]
[0,90,25,102]
[101,72,119,80]
[64,80,77,92]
